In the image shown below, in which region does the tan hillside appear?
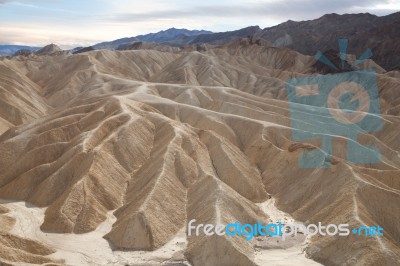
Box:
[0,202,63,265]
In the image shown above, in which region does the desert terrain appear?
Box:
[0,35,399,265]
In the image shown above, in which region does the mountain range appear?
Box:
[93,12,400,70]
[94,28,213,49]
[255,12,400,70]
[3,12,399,70]
[0,45,40,56]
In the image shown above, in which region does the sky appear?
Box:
[0,0,399,48]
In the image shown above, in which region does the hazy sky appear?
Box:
[0,0,399,48]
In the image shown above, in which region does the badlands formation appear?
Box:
[0,39,399,265]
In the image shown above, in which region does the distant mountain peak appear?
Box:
[94,28,213,49]
[36,44,62,55]
[135,28,213,44]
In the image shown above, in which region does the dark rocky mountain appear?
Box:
[185,26,261,45]
[136,27,212,43]
[0,45,40,56]
[94,37,140,49]
[93,26,262,50]
[72,46,96,54]
[255,12,400,70]
[94,28,212,49]
[116,41,181,53]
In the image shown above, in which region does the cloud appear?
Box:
[0,24,104,47]
[0,0,13,4]
[109,0,397,23]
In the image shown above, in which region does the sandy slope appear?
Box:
[0,199,188,265]
[0,39,399,265]
[1,199,320,266]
